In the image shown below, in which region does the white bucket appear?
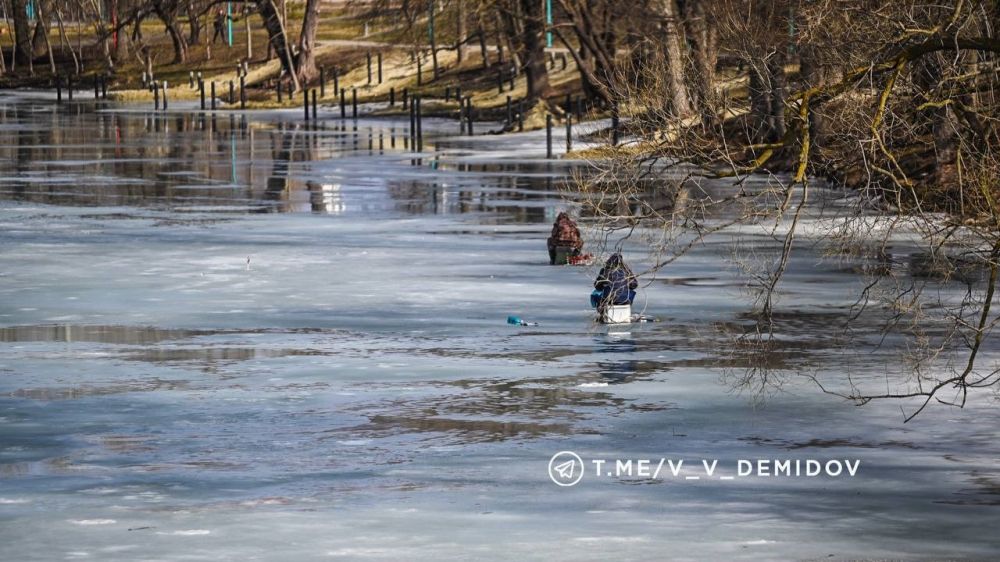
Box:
[601,304,632,324]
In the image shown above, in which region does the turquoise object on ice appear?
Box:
[507,316,523,325]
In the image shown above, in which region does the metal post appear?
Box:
[277,80,283,103]
[546,114,553,159]
[409,96,416,148]
[229,80,235,104]
[304,89,310,121]
[416,97,423,151]
[352,88,358,119]
[417,56,423,86]
[518,100,524,132]
[390,87,395,106]
[340,89,346,118]
[153,81,160,110]
[189,71,195,88]
[67,76,73,101]
[56,77,62,103]
[319,67,325,97]
[162,82,168,111]
[466,97,473,136]
[611,102,620,146]
[211,82,217,110]
[200,80,206,109]
[506,96,512,125]
[377,52,383,84]
[497,70,503,94]
[566,114,572,153]
[312,89,318,120]
[101,76,108,100]
[94,76,99,99]
[333,73,339,97]
[367,52,372,85]
[240,76,246,110]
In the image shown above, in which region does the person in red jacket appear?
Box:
[547,212,584,264]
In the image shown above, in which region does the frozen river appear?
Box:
[0,92,998,561]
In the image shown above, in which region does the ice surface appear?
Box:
[0,92,998,561]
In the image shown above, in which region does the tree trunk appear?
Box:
[11,0,33,73]
[659,0,692,118]
[256,0,299,91]
[187,1,203,45]
[477,25,490,68]
[164,22,188,64]
[766,50,786,141]
[30,0,52,57]
[799,43,831,152]
[519,0,551,101]
[682,0,716,124]
[33,0,55,74]
[296,0,320,85]
[456,0,467,63]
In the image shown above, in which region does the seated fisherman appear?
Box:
[591,253,638,310]
[547,212,584,264]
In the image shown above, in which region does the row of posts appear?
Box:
[53,75,110,104]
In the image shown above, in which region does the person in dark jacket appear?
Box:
[212,10,228,44]
[591,253,638,310]
[547,212,584,264]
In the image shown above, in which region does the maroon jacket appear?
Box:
[547,212,583,250]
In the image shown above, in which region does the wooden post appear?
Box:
[402,88,409,109]
[229,80,235,104]
[333,72,339,97]
[367,52,372,85]
[153,81,160,110]
[497,70,503,94]
[277,79,283,103]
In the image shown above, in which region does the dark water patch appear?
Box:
[0,324,213,344]
[739,436,923,450]
[9,378,190,400]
